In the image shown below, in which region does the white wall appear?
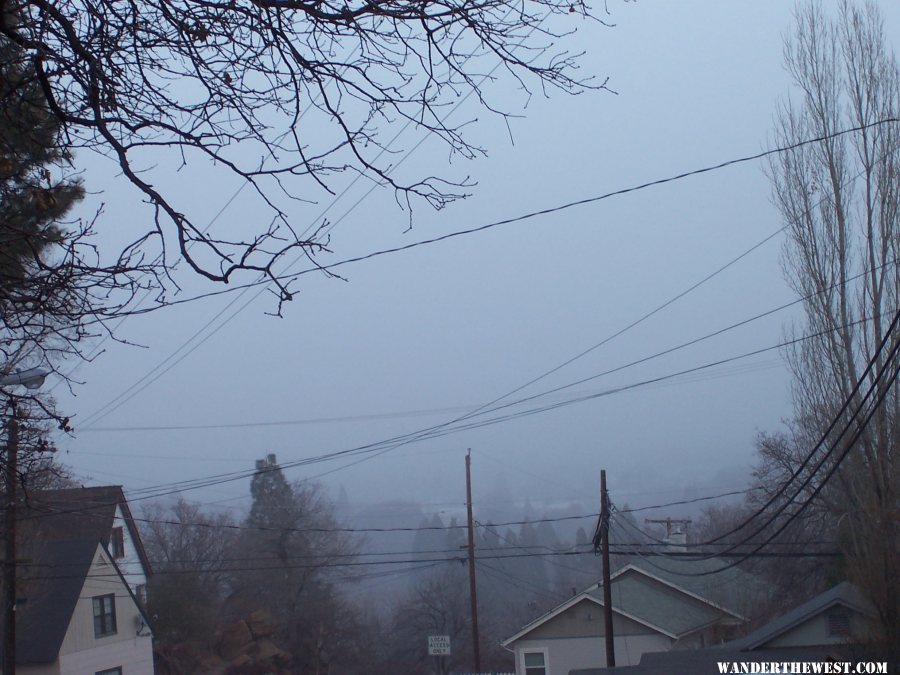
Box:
[58,636,154,675]
[57,546,154,675]
[514,634,671,675]
[765,609,870,649]
[112,504,148,593]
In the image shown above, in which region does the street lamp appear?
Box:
[1,366,48,675]
[0,368,49,390]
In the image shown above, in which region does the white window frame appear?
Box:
[92,594,117,638]
[521,647,550,675]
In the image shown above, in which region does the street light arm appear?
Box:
[0,368,49,389]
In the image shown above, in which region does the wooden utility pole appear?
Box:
[3,401,18,675]
[465,449,481,673]
[600,469,615,668]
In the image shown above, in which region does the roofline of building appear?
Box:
[501,588,678,647]
[732,582,876,651]
[610,563,746,621]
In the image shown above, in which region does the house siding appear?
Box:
[503,563,755,675]
[513,634,671,675]
[57,547,153,675]
[58,636,154,675]
[524,600,659,640]
[764,609,867,649]
[111,504,148,594]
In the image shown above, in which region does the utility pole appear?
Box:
[3,400,18,675]
[600,469,615,668]
[465,449,481,673]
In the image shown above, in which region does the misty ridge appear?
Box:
[134,451,753,673]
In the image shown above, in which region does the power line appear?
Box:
[476,560,569,604]
[607,315,900,577]
[21,545,842,583]
[96,118,890,326]
[77,258,895,434]
[71,119,898,433]
[19,495,600,534]
[57,126,896,504]
[19,481,785,549]
[68,312,877,509]
[72,8,531,431]
[615,488,761,514]
[24,313,875,524]
[49,81,352,395]
[51,120,896,531]
[699,308,900,550]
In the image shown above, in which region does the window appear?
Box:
[524,651,547,675]
[96,669,122,675]
[93,594,117,637]
[135,583,147,605]
[111,527,125,559]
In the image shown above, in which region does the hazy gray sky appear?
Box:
[47,2,900,521]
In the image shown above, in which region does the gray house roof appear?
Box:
[618,557,765,618]
[21,486,153,576]
[725,582,876,651]
[503,556,751,647]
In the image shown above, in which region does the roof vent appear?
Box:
[827,607,850,637]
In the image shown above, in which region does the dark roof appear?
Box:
[21,486,153,576]
[725,582,876,651]
[5,539,99,664]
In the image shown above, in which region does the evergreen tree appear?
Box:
[232,457,362,672]
[248,454,298,530]
[0,30,82,294]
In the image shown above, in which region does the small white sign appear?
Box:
[428,634,451,656]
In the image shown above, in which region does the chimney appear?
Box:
[645,517,692,553]
[666,528,688,553]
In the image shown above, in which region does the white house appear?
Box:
[14,540,154,675]
[502,558,762,675]
[576,582,882,674]
[724,581,877,651]
[1,486,156,674]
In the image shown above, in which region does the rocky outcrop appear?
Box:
[154,610,293,675]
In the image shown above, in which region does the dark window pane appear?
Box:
[111,527,125,559]
[92,594,117,637]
